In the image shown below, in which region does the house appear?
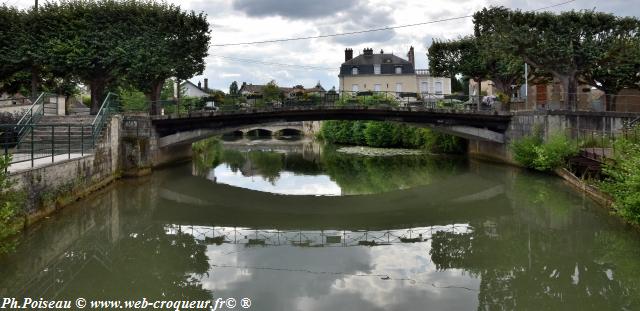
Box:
[182,79,213,98]
[339,47,451,99]
[238,82,326,99]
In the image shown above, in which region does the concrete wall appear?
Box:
[10,116,122,224]
[468,111,638,163]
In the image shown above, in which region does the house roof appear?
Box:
[343,53,412,66]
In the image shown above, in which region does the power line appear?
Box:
[212,55,337,71]
[211,0,576,47]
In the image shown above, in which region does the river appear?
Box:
[1,137,639,310]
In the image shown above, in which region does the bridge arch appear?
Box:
[150,107,512,148]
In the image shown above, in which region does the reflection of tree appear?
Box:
[321,146,465,194]
[429,217,640,310]
[246,151,284,184]
[66,225,212,300]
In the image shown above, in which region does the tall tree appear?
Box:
[475,7,639,110]
[229,81,239,96]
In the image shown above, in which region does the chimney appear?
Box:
[197,81,202,89]
[345,48,353,62]
[363,48,373,56]
[204,78,209,91]
[407,46,415,69]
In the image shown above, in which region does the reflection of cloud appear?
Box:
[210,165,342,196]
[198,235,480,311]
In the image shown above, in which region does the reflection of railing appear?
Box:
[165,224,473,247]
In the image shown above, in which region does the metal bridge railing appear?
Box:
[126,91,495,118]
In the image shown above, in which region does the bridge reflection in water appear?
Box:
[166,224,473,248]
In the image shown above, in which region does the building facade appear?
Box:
[338,47,451,99]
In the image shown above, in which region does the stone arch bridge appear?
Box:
[118,106,638,173]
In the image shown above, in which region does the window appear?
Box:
[395,66,402,74]
[352,84,359,93]
[352,67,358,75]
[435,81,443,95]
[396,83,402,95]
[374,84,381,92]
[374,64,381,75]
[421,82,428,94]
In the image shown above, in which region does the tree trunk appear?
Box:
[90,80,106,115]
[476,78,482,109]
[147,79,164,115]
[30,66,40,100]
[559,75,578,111]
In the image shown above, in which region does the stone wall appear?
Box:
[10,116,122,225]
[469,111,637,163]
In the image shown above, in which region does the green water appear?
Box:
[1,139,639,310]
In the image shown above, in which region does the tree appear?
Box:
[263,80,282,103]
[586,34,640,110]
[429,37,490,106]
[124,2,210,115]
[474,7,639,110]
[229,81,239,96]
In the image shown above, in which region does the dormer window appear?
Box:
[395,66,402,74]
[352,67,358,75]
[374,64,381,75]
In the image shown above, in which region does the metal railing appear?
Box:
[1,93,119,171]
[91,92,119,143]
[508,92,640,113]
[121,91,494,117]
[2,124,94,171]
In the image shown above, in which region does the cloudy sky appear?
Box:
[9,0,640,92]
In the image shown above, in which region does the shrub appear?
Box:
[0,155,24,254]
[510,134,542,168]
[600,139,640,225]
[532,133,578,171]
[510,131,577,171]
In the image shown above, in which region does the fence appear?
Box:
[508,92,640,113]
[1,124,95,169]
[1,92,119,171]
[122,91,491,117]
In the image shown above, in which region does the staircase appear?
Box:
[16,116,95,156]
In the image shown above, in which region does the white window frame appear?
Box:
[374,64,381,75]
[421,81,428,94]
[395,66,402,74]
[395,83,402,95]
[435,81,443,95]
[352,84,359,93]
[374,84,381,92]
[352,67,358,75]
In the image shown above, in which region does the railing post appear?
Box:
[51,125,55,163]
[81,125,84,156]
[68,124,71,159]
[30,125,34,168]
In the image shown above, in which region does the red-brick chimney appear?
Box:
[407,46,415,69]
[345,48,353,62]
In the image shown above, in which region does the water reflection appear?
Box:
[0,150,639,310]
[193,138,465,195]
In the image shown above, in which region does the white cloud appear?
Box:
[9,0,638,92]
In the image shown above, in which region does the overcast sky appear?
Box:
[9,0,640,92]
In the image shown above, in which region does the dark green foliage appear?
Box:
[474,7,640,109]
[510,131,578,171]
[0,155,24,254]
[601,137,640,225]
[0,1,210,114]
[320,121,466,153]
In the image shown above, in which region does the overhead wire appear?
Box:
[211,0,577,47]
